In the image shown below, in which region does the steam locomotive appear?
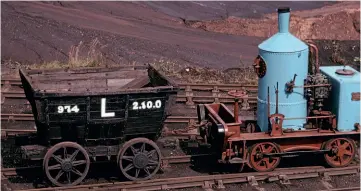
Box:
[15,6,359,187]
[191,7,360,172]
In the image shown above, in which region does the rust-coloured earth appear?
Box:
[1,1,359,74]
[188,2,360,41]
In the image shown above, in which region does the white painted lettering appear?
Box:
[101,98,115,117]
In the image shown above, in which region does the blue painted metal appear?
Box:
[258,11,308,53]
[320,66,360,132]
[257,7,309,132]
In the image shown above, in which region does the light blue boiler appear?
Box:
[256,7,309,132]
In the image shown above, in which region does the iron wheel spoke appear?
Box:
[48,164,61,170]
[338,156,343,165]
[72,160,87,166]
[124,164,134,172]
[140,143,146,153]
[63,147,68,158]
[264,158,271,168]
[67,172,71,184]
[69,150,79,162]
[331,155,338,160]
[265,147,273,153]
[147,150,156,158]
[123,155,134,162]
[336,139,341,147]
[135,169,140,178]
[344,150,353,156]
[71,168,83,176]
[148,159,159,165]
[260,145,266,152]
[55,170,64,181]
[130,146,137,155]
[341,142,350,150]
[255,159,262,166]
[144,168,151,176]
[52,155,64,163]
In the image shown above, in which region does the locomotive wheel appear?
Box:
[323,138,356,168]
[248,142,281,172]
[43,142,90,187]
[117,138,161,181]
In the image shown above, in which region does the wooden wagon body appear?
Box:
[16,65,179,185]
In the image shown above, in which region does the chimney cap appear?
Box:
[277,7,290,13]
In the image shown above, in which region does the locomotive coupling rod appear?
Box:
[262,149,331,157]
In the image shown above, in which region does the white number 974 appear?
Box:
[132,100,162,110]
[58,105,80,113]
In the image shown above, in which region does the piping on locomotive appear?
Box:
[185,7,360,172]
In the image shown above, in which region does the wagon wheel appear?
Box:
[323,138,356,168]
[117,138,162,181]
[248,142,281,172]
[43,142,90,187]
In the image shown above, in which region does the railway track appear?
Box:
[0,113,197,123]
[1,155,192,178]
[1,165,359,191]
[1,78,258,107]
[1,113,199,138]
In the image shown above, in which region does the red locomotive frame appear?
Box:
[195,82,360,172]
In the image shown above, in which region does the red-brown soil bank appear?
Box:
[1,1,359,72]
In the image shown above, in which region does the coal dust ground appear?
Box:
[2,1,358,74]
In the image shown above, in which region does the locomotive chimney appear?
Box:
[277,7,290,33]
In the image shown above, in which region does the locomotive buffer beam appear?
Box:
[262,149,331,158]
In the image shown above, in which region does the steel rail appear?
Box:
[1,79,259,109]
[1,91,257,100]
[1,79,258,89]
[5,165,359,191]
[0,114,199,138]
[317,188,361,191]
[0,113,197,123]
[1,155,193,177]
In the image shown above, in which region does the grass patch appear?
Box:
[28,38,106,70]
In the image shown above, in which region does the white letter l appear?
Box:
[101,98,115,117]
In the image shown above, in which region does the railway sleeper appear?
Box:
[215,180,225,189]
[278,174,291,185]
[247,175,258,186]
[202,180,214,191]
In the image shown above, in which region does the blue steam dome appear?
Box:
[258,8,308,52]
[256,7,309,132]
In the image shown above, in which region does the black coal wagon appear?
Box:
[16,64,178,186]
